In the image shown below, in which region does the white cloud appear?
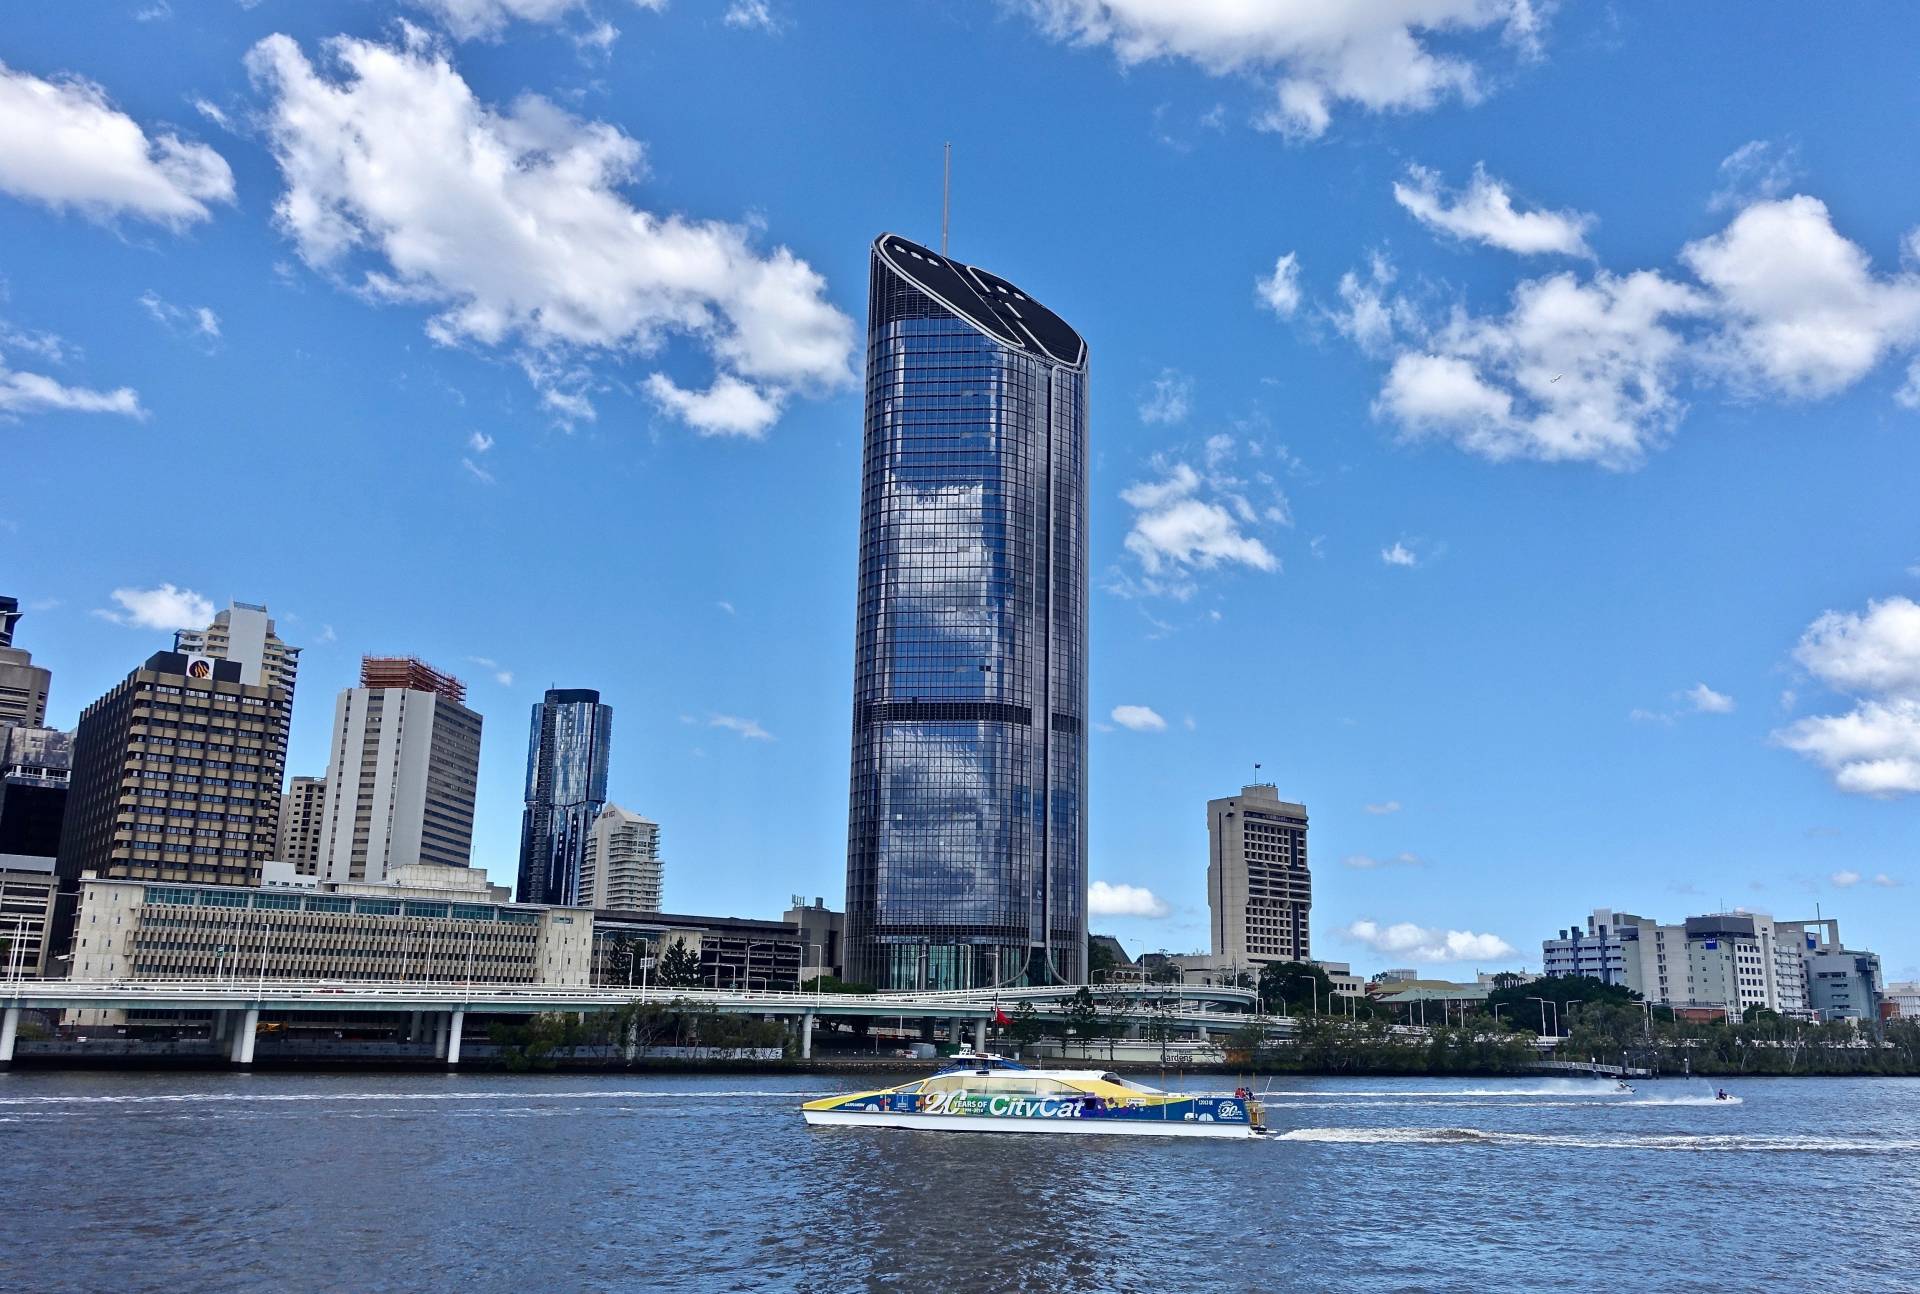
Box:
[138,290,221,343]
[1680,196,1920,399]
[1380,541,1418,568]
[1874,872,1899,888]
[407,0,664,41]
[1356,195,1920,469]
[1898,359,1920,411]
[0,61,232,227]
[1017,0,1544,139]
[1088,880,1170,918]
[1138,368,1192,424]
[0,358,143,420]
[1118,458,1279,595]
[1109,704,1166,732]
[1392,163,1593,257]
[1255,251,1302,316]
[644,372,783,438]
[715,600,736,615]
[724,0,779,31]
[1344,919,1517,963]
[1687,683,1736,714]
[95,583,214,630]
[1343,852,1423,869]
[316,624,338,645]
[247,30,853,431]
[710,713,773,741]
[1830,869,1861,888]
[467,430,493,453]
[466,654,513,685]
[1709,140,1801,213]
[1776,596,1920,797]
[460,456,495,484]
[1629,707,1675,726]
[1363,800,1402,815]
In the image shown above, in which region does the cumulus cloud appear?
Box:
[1342,852,1423,869]
[1109,704,1166,732]
[0,61,233,226]
[407,0,664,41]
[1138,368,1192,424]
[467,430,494,453]
[247,29,853,431]
[1116,451,1281,597]
[710,713,773,741]
[1687,683,1736,714]
[1344,919,1517,963]
[1,359,143,420]
[1088,880,1170,918]
[724,0,779,31]
[1380,541,1418,568]
[1256,252,1302,316]
[95,583,214,630]
[1776,595,1920,797]
[1830,869,1861,888]
[1393,163,1593,257]
[1017,0,1544,139]
[1874,872,1899,888]
[1363,800,1403,815]
[1354,194,1920,469]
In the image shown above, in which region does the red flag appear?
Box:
[994,1009,1012,1026]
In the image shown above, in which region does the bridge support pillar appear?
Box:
[212,1009,230,1042]
[230,1008,259,1066]
[446,1010,465,1066]
[432,1013,448,1059]
[407,1011,423,1042]
[973,1018,986,1053]
[1,1006,18,1063]
[947,1019,961,1046]
[801,1011,814,1060]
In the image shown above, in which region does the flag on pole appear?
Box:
[994,1008,1012,1026]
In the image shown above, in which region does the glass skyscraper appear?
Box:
[843,232,1089,992]
[516,688,612,906]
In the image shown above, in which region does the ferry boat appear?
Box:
[800,1053,1263,1139]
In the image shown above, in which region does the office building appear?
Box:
[0,726,71,859]
[784,895,845,982]
[591,911,802,992]
[0,855,57,976]
[56,650,289,890]
[174,600,301,701]
[515,688,612,906]
[316,657,482,884]
[580,803,660,913]
[0,596,52,729]
[68,864,591,995]
[274,775,327,876]
[1208,783,1312,968]
[843,232,1090,992]
[1542,907,1882,1018]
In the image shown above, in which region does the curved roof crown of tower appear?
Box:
[873,233,1086,369]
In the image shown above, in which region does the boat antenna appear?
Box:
[941,142,951,256]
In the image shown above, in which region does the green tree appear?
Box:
[1482,975,1638,1035]
[1258,961,1332,1015]
[1007,1000,1043,1048]
[1087,937,1120,983]
[1062,986,1102,1057]
[654,941,703,989]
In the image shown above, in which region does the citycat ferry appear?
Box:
[800,1053,1263,1139]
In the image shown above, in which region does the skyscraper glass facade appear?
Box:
[516,688,612,906]
[844,233,1088,991]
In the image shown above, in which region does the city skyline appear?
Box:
[8,5,1920,981]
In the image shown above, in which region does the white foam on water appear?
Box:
[1272,1126,1913,1153]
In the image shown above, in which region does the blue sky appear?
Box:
[6,2,1920,980]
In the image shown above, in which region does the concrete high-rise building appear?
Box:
[0,726,72,860]
[316,657,482,884]
[174,600,301,701]
[843,232,1090,992]
[0,596,52,729]
[56,651,289,889]
[580,803,661,913]
[1208,784,1312,969]
[515,688,612,906]
[274,775,327,876]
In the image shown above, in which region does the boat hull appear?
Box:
[802,1109,1256,1139]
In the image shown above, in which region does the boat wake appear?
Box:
[1273,1126,1913,1153]
[0,1089,815,1107]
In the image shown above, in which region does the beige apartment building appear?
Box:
[275,775,327,876]
[1208,782,1312,969]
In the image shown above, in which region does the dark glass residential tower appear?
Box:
[515,688,612,906]
[844,233,1089,992]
